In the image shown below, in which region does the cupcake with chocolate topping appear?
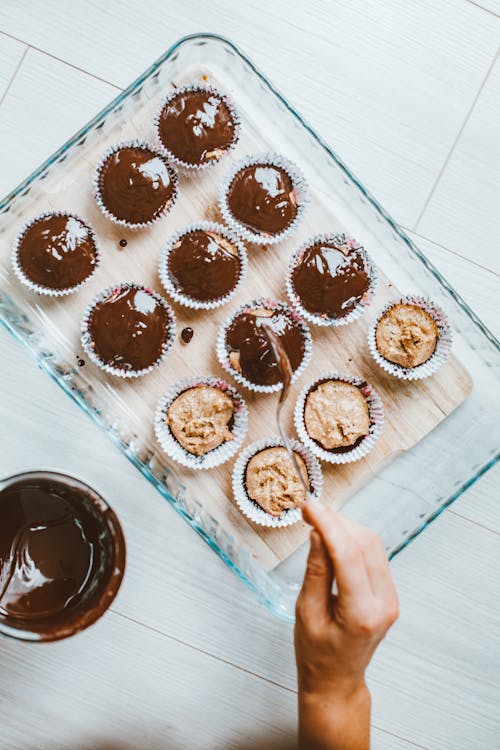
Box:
[93,141,178,229]
[287,233,376,326]
[217,298,312,393]
[368,295,452,380]
[159,222,247,310]
[154,376,248,469]
[81,283,175,378]
[154,84,240,169]
[232,436,322,527]
[295,373,384,464]
[12,212,99,296]
[219,153,308,245]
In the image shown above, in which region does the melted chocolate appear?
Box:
[227,164,297,236]
[181,326,194,344]
[168,229,240,302]
[119,239,127,248]
[17,215,97,290]
[292,240,370,318]
[157,89,236,165]
[0,473,125,641]
[88,286,171,372]
[97,146,176,224]
[226,308,305,386]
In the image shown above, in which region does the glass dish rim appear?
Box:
[0,32,498,623]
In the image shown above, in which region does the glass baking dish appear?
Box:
[0,33,498,622]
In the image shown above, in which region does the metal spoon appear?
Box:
[262,323,310,498]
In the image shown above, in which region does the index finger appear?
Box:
[302,501,371,601]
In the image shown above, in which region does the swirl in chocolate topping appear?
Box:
[157,88,236,165]
[97,146,176,225]
[17,214,97,290]
[292,238,370,318]
[227,164,298,236]
[88,285,171,372]
[0,473,125,641]
[168,229,241,302]
[226,307,305,386]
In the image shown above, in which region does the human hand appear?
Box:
[294,502,399,750]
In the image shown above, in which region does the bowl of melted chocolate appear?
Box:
[82,283,176,377]
[221,156,307,244]
[12,212,99,295]
[154,85,239,167]
[94,141,178,228]
[160,223,246,308]
[0,471,125,642]
[220,300,312,392]
[288,233,376,326]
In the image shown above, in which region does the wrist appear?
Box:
[299,675,369,707]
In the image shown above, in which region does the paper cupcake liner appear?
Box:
[294,372,384,465]
[232,435,323,527]
[286,232,378,327]
[216,297,313,394]
[153,83,241,171]
[81,282,176,379]
[154,375,248,470]
[92,140,179,230]
[11,211,101,297]
[218,152,309,246]
[158,221,248,310]
[368,295,452,381]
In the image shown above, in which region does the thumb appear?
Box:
[296,530,333,621]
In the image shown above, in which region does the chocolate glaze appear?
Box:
[227,164,297,236]
[17,215,97,290]
[181,326,194,344]
[226,308,305,386]
[97,146,176,224]
[88,286,171,372]
[157,89,236,165]
[168,229,240,302]
[305,379,370,453]
[0,472,125,641]
[292,240,370,318]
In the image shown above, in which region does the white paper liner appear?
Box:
[153,83,241,171]
[11,211,101,297]
[232,435,323,527]
[158,221,248,310]
[154,375,248,470]
[294,372,384,465]
[368,295,452,381]
[81,282,176,378]
[92,140,179,230]
[218,152,309,246]
[286,232,377,327]
[216,297,313,394]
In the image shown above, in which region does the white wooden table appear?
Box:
[0,2,499,748]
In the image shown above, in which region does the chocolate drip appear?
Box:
[17,215,97,290]
[157,89,236,165]
[292,240,370,318]
[88,286,171,372]
[227,164,297,235]
[0,473,125,641]
[168,229,240,301]
[97,146,175,224]
[226,308,305,386]
[181,327,194,344]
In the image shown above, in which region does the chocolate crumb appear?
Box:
[77,359,85,367]
[119,239,127,248]
[181,327,194,344]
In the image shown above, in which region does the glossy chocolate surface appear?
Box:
[157,89,236,165]
[17,215,97,290]
[227,163,297,236]
[226,308,305,386]
[88,286,171,372]
[0,473,125,641]
[97,146,175,224]
[291,239,370,318]
[181,326,194,344]
[168,229,240,302]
